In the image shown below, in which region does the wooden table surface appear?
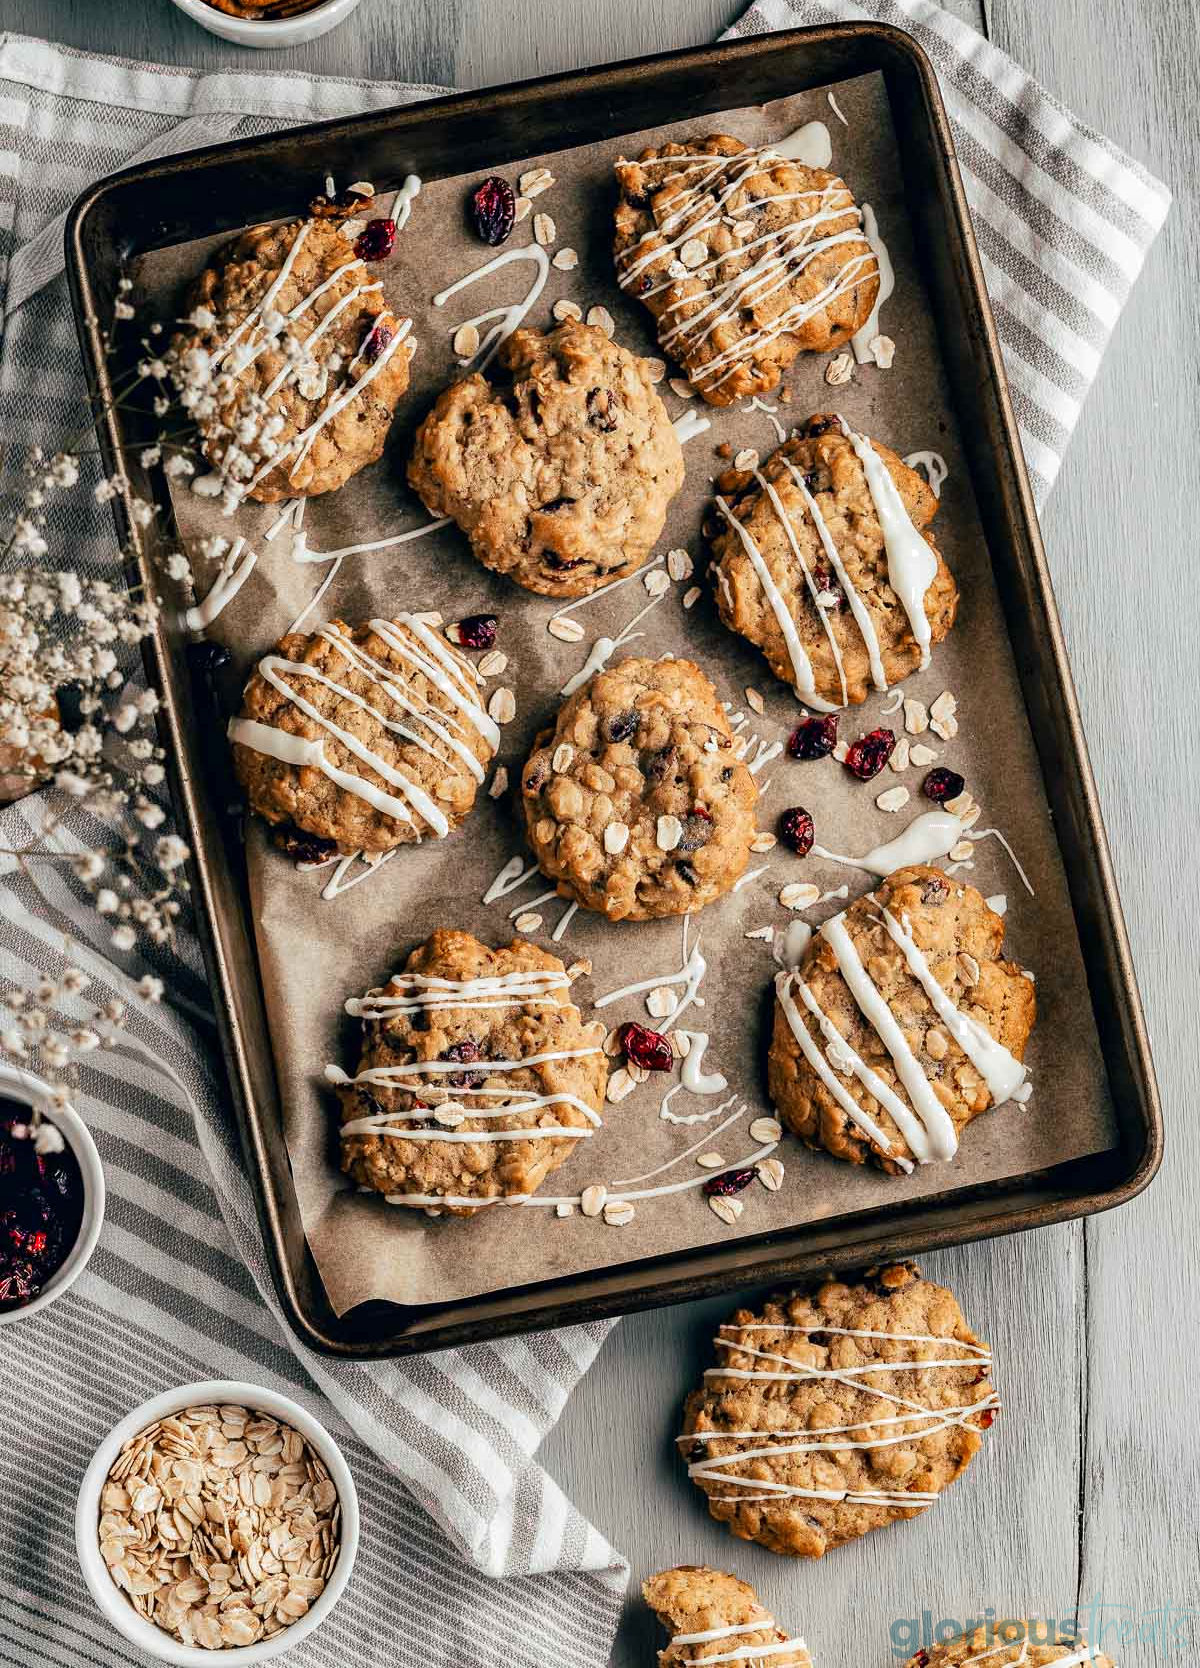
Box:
[6,1,1195,1663]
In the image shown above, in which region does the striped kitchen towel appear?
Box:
[725,0,1172,504]
[0,8,1168,1668]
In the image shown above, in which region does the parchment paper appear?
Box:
[140,72,1118,1315]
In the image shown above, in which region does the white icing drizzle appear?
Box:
[742,396,787,443]
[972,828,1037,897]
[813,809,965,876]
[329,966,603,1146]
[508,888,559,919]
[264,498,303,542]
[595,916,707,1029]
[773,920,812,967]
[677,1030,728,1095]
[559,591,664,697]
[212,220,313,370]
[775,971,906,1164]
[616,146,878,394]
[986,893,1008,916]
[673,410,712,445]
[903,450,949,497]
[303,848,396,900]
[658,1087,740,1128]
[732,864,768,893]
[183,536,257,630]
[389,173,422,232]
[773,120,832,168]
[287,550,341,635]
[546,555,666,626]
[839,417,938,668]
[850,203,895,362]
[877,907,1027,1105]
[690,1318,996,1505]
[820,912,959,1160]
[294,516,452,566]
[228,613,496,840]
[827,90,849,128]
[434,243,551,369]
[715,491,841,711]
[551,901,578,943]
[783,459,887,694]
[483,854,540,905]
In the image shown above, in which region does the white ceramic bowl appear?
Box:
[76,1380,360,1665]
[0,1062,105,1326]
[168,0,363,49]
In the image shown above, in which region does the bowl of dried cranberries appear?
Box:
[0,1061,105,1325]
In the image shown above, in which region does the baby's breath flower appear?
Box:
[33,1120,66,1155]
[154,834,189,871]
[137,975,165,1003]
[110,924,136,952]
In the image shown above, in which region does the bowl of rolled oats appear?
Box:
[75,1381,358,1662]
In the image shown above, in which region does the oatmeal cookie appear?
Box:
[520,656,758,922]
[680,1262,997,1558]
[332,930,607,1211]
[407,320,684,598]
[644,1567,812,1668]
[229,614,499,857]
[177,214,413,502]
[707,415,958,708]
[907,1624,1114,1668]
[769,865,1035,1174]
[614,135,878,406]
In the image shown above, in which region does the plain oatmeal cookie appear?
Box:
[229,614,499,859]
[680,1263,997,1558]
[644,1567,812,1668]
[614,134,879,406]
[177,214,413,502]
[332,930,608,1212]
[769,865,1035,1174]
[707,415,958,708]
[520,656,758,922]
[904,1623,1115,1668]
[407,320,685,598]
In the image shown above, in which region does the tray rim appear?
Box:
[63,18,1163,1358]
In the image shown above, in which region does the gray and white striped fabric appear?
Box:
[0,9,1168,1666]
[725,0,1172,504]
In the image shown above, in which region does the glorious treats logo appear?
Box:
[888,1602,1197,1659]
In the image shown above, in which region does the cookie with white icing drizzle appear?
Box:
[768,864,1034,1173]
[176,213,414,503]
[229,614,499,858]
[614,135,879,406]
[680,1262,997,1558]
[644,1566,812,1668]
[329,929,607,1212]
[407,319,684,598]
[706,415,958,709]
[905,1622,1115,1668]
[520,655,758,921]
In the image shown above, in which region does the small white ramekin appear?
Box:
[0,1062,105,1327]
[76,1380,360,1665]
[168,0,363,49]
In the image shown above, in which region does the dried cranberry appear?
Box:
[921,876,949,905]
[702,1167,756,1197]
[637,274,653,294]
[442,1037,482,1088]
[779,807,814,856]
[644,746,677,785]
[354,217,397,262]
[272,825,338,866]
[605,709,640,744]
[455,613,497,651]
[187,640,230,674]
[812,565,845,607]
[618,1022,673,1072]
[923,767,965,804]
[977,1409,997,1428]
[788,714,838,760]
[0,1107,84,1313]
[360,318,394,363]
[587,388,620,432]
[470,176,516,246]
[844,727,896,781]
[913,1653,930,1667]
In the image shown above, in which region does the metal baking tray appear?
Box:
[66,22,1162,1357]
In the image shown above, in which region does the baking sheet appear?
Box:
[139,71,1118,1314]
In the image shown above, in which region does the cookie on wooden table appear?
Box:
[520,655,758,922]
[906,1624,1115,1668]
[706,415,957,710]
[228,614,499,858]
[680,1262,998,1558]
[329,929,608,1213]
[644,1566,812,1668]
[614,135,878,406]
[768,864,1035,1174]
[408,320,684,598]
[177,214,413,502]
